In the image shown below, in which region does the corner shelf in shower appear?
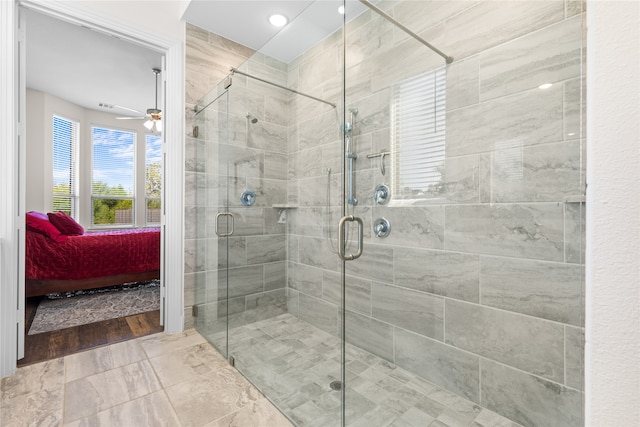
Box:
[271,204,298,209]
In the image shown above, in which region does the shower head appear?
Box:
[246,113,258,124]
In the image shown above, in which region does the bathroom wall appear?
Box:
[184,0,585,424]
[185,24,290,334]
[285,1,585,426]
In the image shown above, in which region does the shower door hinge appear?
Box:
[192,305,198,317]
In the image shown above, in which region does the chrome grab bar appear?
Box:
[215,212,234,237]
[337,215,364,261]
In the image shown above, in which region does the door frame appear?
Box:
[0,0,185,378]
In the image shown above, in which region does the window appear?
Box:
[145,134,162,224]
[52,115,79,217]
[391,68,446,201]
[91,126,135,226]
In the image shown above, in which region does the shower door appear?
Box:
[191,87,231,357]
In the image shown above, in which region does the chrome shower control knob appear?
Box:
[240,189,256,206]
[373,184,390,205]
[373,217,391,238]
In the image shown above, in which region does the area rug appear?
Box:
[28,280,160,335]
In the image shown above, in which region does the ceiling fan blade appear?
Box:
[113,104,146,115]
[116,116,146,120]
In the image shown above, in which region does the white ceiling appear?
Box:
[24,1,375,116]
[183,0,372,63]
[25,7,163,117]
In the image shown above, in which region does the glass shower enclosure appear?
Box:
[190,1,585,426]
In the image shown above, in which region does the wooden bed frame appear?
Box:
[26,270,160,297]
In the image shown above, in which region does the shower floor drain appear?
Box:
[329,380,342,391]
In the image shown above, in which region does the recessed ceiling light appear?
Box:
[269,14,288,27]
[338,5,345,14]
[538,83,553,90]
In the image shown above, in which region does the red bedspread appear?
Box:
[26,227,160,281]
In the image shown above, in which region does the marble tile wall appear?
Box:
[185,1,585,426]
[185,24,288,335]
[285,1,585,427]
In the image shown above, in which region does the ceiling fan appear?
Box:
[116,68,162,133]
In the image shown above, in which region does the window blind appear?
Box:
[52,115,78,216]
[391,68,446,200]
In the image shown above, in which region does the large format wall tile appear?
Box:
[345,311,394,362]
[246,234,286,265]
[371,206,445,249]
[345,243,394,284]
[481,360,583,427]
[372,282,444,341]
[479,15,582,101]
[288,262,323,298]
[394,328,480,403]
[480,256,583,325]
[323,270,372,316]
[565,326,584,391]
[223,265,264,299]
[443,0,565,60]
[445,300,564,382]
[445,203,564,262]
[564,200,585,264]
[445,55,480,112]
[394,247,480,303]
[299,293,338,335]
[486,140,581,203]
[447,84,564,157]
[298,235,340,271]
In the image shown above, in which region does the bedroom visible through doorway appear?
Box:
[20,6,166,365]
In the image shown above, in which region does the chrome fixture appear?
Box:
[337,215,364,261]
[215,212,234,237]
[373,217,391,238]
[367,150,390,175]
[246,113,258,124]
[358,0,453,64]
[230,68,336,108]
[373,184,391,205]
[240,189,256,206]
[346,108,358,206]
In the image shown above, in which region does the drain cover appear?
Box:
[329,380,342,391]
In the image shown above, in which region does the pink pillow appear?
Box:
[26,211,67,242]
[47,211,84,236]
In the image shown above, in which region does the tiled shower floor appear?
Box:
[208,313,523,427]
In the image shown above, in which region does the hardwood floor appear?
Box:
[19,297,163,367]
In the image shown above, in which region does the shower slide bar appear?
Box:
[358,0,453,64]
[230,68,337,108]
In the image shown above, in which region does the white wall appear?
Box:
[585,1,640,426]
[52,0,185,42]
[26,88,156,228]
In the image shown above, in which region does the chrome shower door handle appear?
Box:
[337,215,364,261]
[215,212,234,237]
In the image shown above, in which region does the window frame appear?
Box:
[90,125,137,228]
[390,67,447,205]
[52,114,80,218]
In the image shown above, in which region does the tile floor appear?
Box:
[1,329,293,426]
[2,317,525,427]
[206,313,524,427]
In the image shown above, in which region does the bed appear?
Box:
[25,218,161,297]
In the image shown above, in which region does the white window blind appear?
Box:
[91,126,135,226]
[52,115,79,216]
[145,134,162,224]
[391,68,446,200]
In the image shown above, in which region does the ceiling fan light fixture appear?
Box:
[144,120,154,130]
[155,120,162,133]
